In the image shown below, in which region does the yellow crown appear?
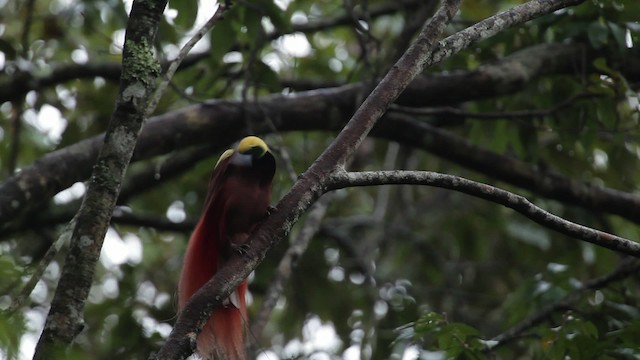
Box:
[237,136,269,157]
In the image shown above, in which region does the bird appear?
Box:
[178,136,276,360]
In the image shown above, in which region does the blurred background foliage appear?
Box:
[1,0,640,359]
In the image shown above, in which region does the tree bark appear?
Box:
[32,0,167,357]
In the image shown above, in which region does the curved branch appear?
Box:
[327,170,640,256]
[0,146,212,239]
[0,53,223,103]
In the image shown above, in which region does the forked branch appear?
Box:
[155,0,590,358]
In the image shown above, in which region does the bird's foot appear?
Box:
[265,205,277,217]
[231,242,250,255]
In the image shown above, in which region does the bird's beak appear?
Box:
[214,149,234,169]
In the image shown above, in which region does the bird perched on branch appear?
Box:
[178,136,276,360]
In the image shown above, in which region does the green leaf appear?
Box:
[209,13,237,62]
[252,60,281,91]
[172,0,199,30]
[255,0,291,33]
[548,335,566,359]
[0,311,26,360]
[592,58,618,79]
[244,8,264,46]
[0,255,22,286]
[0,39,17,60]
[607,21,627,49]
[414,312,445,335]
[587,20,609,48]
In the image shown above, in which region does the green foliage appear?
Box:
[0,307,25,360]
[398,312,486,359]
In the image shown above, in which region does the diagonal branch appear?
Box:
[157,1,592,355]
[7,220,74,314]
[327,170,640,256]
[154,1,461,358]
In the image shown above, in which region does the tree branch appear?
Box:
[34,1,234,353]
[157,0,594,356]
[327,170,640,257]
[118,145,216,205]
[154,1,461,358]
[0,146,212,239]
[1,41,625,228]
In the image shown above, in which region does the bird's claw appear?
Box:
[231,243,250,255]
[266,205,277,216]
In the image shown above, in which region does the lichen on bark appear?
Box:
[122,38,160,85]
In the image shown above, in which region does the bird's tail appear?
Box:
[197,282,248,360]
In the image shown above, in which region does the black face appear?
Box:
[254,151,276,184]
[245,145,267,157]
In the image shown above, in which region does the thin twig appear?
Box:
[7,101,23,175]
[7,0,37,176]
[7,218,76,313]
[248,194,334,356]
[146,3,231,117]
[20,0,36,54]
[389,93,601,120]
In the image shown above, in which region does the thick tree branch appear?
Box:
[33,0,168,357]
[32,3,232,353]
[118,145,216,205]
[0,146,212,240]
[327,170,640,256]
[154,1,461,358]
[0,39,623,228]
